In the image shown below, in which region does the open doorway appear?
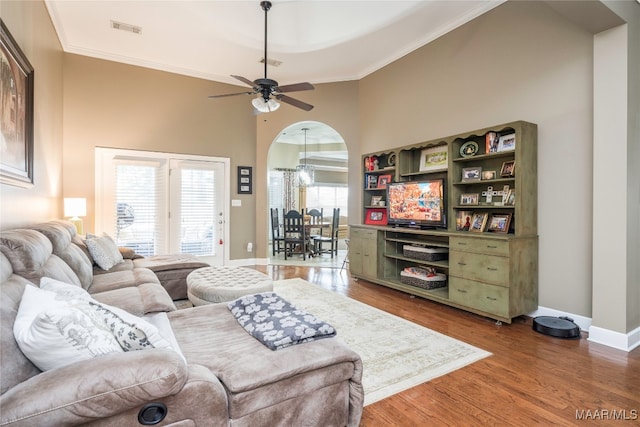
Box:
[266,121,349,267]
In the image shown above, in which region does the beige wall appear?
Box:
[0,0,63,228]
[61,54,256,260]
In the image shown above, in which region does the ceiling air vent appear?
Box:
[110,20,142,35]
[260,57,282,67]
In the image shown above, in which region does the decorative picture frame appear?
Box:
[364,207,388,225]
[377,174,392,189]
[456,210,474,231]
[1,19,35,188]
[460,193,479,206]
[237,166,252,194]
[419,145,448,172]
[481,170,496,180]
[461,166,482,182]
[366,174,378,189]
[485,132,499,154]
[487,213,512,233]
[370,196,382,206]
[469,212,489,232]
[497,133,516,152]
[500,160,515,177]
[504,189,516,206]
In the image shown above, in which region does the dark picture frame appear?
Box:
[0,19,34,188]
[237,166,252,194]
[487,213,512,233]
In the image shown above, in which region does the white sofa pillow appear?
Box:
[41,277,174,352]
[83,233,124,270]
[13,286,123,371]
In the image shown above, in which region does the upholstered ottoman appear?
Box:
[187,266,273,305]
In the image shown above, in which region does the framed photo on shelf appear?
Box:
[469,212,489,232]
[364,208,388,225]
[500,160,515,177]
[481,170,496,180]
[377,174,392,189]
[461,166,482,182]
[456,210,474,231]
[504,189,516,206]
[237,166,252,194]
[497,133,516,152]
[419,145,448,172]
[366,175,378,189]
[370,196,383,206]
[487,214,512,233]
[1,20,35,188]
[485,132,499,154]
[460,193,479,206]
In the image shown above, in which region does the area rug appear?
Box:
[273,278,491,405]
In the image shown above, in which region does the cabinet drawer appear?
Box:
[449,237,509,257]
[449,278,509,317]
[449,250,509,286]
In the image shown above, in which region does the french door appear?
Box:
[95,148,229,265]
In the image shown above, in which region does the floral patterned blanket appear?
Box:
[227,292,336,351]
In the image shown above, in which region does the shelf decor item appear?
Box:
[419,145,448,172]
[504,189,516,206]
[485,132,499,154]
[487,213,512,233]
[500,160,515,177]
[456,210,474,231]
[461,166,482,182]
[376,174,392,189]
[497,133,516,152]
[366,174,378,189]
[460,193,479,206]
[459,140,479,157]
[481,170,496,180]
[387,153,396,166]
[364,207,387,225]
[400,266,447,290]
[370,196,382,206]
[469,212,489,232]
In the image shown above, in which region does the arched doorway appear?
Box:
[266,120,349,266]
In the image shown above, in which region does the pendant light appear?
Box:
[296,128,314,187]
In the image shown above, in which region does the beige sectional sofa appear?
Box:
[0,220,364,426]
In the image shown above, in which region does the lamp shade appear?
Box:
[64,198,86,218]
[252,96,280,113]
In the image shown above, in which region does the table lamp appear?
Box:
[64,198,86,235]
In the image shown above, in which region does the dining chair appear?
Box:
[305,208,324,240]
[314,208,340,257]
[270,208,285,256]
[283,209,308,260]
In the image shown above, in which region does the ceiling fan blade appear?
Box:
[276,94,314,111]
[231,75,258,88]
[208,91,254,99]
[276,82,315,93]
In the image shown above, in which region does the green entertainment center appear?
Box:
[350,120,538,324]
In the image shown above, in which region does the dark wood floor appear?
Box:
[253,265,640,426]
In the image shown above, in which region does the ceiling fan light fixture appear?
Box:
[252,96,280,112]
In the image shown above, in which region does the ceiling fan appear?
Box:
[208,1,314,113]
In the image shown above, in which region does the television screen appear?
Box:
[387,179,446,229]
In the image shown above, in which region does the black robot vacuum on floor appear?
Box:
[532,316,581,339]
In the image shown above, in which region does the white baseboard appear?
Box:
[588,325,640,352]
[226,257,268,266]
[529,306,640,352]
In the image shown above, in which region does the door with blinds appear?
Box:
[95,148,228,265]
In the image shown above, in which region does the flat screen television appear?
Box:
[386,179,446,229]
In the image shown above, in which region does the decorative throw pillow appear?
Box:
[13,286,123,371]
[84,233,124,270]
[41,276,173,351]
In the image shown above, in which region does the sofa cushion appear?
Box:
[13,285,124,371]
[84,234,124,270]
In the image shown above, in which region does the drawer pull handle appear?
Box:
[487,267,498,271]
[458,262,467,266]
[487,245,497,249]
[486,296,497,301]
[457,289,468,294]
[457,242,467,246]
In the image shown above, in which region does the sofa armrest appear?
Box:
[0,349,187,426]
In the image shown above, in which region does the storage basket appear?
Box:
[400,268,447,290]
[403,245,448,261]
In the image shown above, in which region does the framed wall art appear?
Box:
[237,166,252,194]
[364,207,387,225]
[1,19,34,188]
[419,145,448,172]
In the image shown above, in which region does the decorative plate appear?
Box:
[387,153,396,166]
[460,141,479,157]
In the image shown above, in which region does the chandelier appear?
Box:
[296,128,314,187]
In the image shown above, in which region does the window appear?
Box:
[305,185,348,217]
[95,148,229,264]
